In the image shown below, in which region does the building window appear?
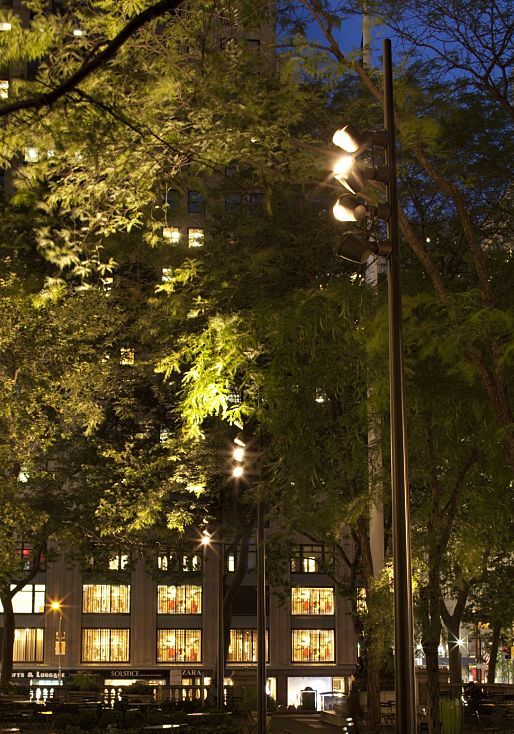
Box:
[157,629,201,662]
[165,188,181,214]
[0,80,8,99]
[188,228,204,248]
[244,192,263,209]
[15,542,36,571]
[108,552,129,571]
[226,544,256,572]
[82,628,129,662]
[82,585,131,614]
[224,193,242,214]
[246,39,261,51]
[228,629,268,663]
[161,267,173,282]
[119,348,134,366]
[24,147,39,163]
[158,551,202,573]
[290,544,334,573]
[292,629,334,662]
[157,585,202,614]
[187,190,204,214]
[0,585,46,614]
[291,588,334,615]
[163,226,181,243]
[13,628,44,662]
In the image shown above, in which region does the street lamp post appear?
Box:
[50,601,63,684]
[201,531,224,709]
[330,38,417,734]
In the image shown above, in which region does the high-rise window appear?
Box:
[188,228,204,248]
[157,585,202,615]
[228,629,268,663]
[82,585,130,614]
[291,588,334,615]
[291,629,334,662]
[157,629,201,662]
[13,628,44,662]
[163,226,181,244]
[166,189,181,214]
[0,585,45,614]
[82,629,129,662]
[187,190,204,214]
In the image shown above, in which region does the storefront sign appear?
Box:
[181,669,205,677]
[12,671,64,679]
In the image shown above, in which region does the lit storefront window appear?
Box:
[292,629,334,662]
[82,628,129,662]
[291,588,334,615]
[157,585,202,615]
[82,585,131,614]
[228,629,268,663]
[156,629,201,662]
[13,628,44,662]
[0,585,45,614]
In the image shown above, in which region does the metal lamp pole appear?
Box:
[256,495,266,734]
[383,38,417,734]
[57,611,63,683]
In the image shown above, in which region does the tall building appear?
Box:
[0,0,358,710]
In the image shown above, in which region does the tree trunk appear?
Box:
[0,591,15,691]
[446,616,463,691]
[487,620,501,685]
[365,638,382,734]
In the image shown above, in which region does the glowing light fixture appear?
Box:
[332,196,367,222]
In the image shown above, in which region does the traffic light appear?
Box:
[331,124,392,263]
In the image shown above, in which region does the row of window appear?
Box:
[1,584,334,616]
[165,189,263,217]
[9,544,332,575]
[10,627,335,663]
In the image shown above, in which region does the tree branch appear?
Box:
[0,0,184,119]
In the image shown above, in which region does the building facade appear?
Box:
[0,538,358,710]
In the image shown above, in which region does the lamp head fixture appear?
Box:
[335,231,392,264]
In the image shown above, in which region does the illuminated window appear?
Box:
[24,148,39,163]
[0,585,45,614]
[226,544,256,573]
[119,348,134,366]
[163,226,181,243]
[0,80,8,99]
[157,551,202,573]
[161,267,173,282]
[188,228,204,248]
[187,190,204,214]
[290,544,333,573]
[82,628,129,662]
[82,585,130,614]
[228,629,268,662]
[157,585,202,614]
[108,552,129,571]
[0,22,12,31]
[291,588,334,615]
[292,629,334,662]
[13,628,44,662]
[157,629,201,662]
